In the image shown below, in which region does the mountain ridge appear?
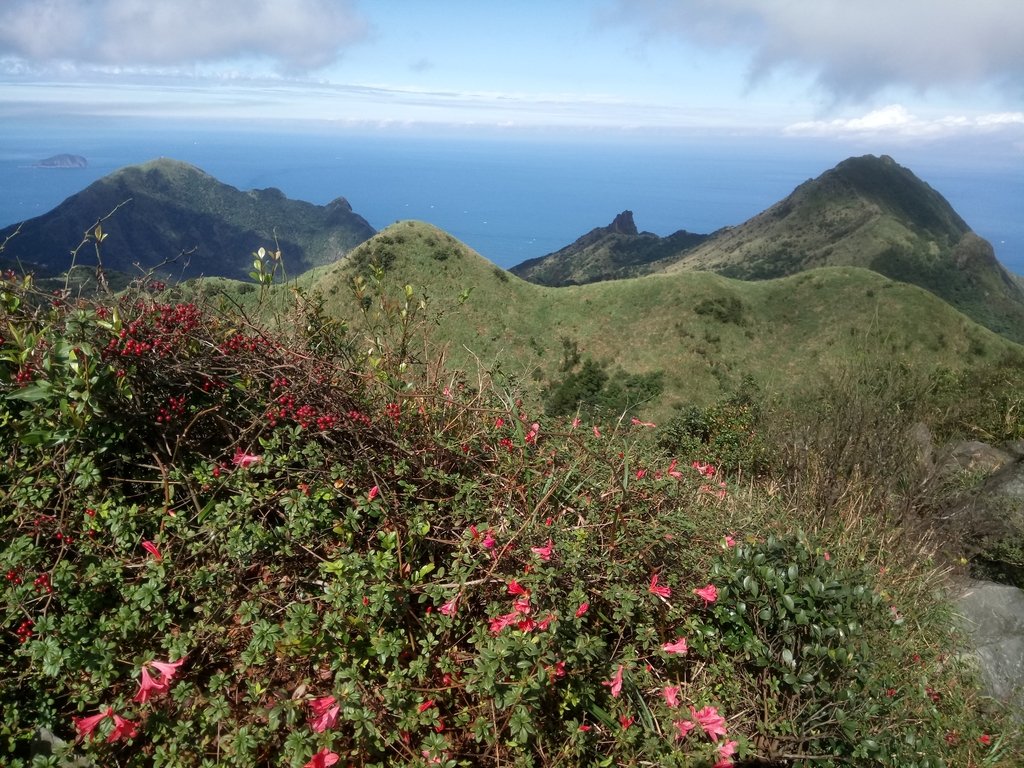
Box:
[0,158,376,281]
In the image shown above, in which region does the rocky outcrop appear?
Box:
[955,578,1024,711]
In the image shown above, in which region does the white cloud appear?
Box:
[784,104,1024,138]
[612,0,1024,101]
[0,0,368,72]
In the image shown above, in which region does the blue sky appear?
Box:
[1,0,1022,147]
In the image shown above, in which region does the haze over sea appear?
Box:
[2,121,1022,275]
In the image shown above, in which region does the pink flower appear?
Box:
[536,612,556,631]
[715,739,739,767]
[368,485,380,501]
[602,664,624,698]
[507,580,529,596]
[481,531,496,549]
[106,713,138,743]
[661,637,689,655]
[593,425,601,438]
[73,707,113,740]
[667,458,683,479]
[141,540,162,561]
[148,657,186,684]
[531,539,553,562]
[724,535,736,548]
[571,417,581,429]
[439,595,458,616]
[631,417,656,428]
[692,461,717,477]
[304,748,340,768]
[694,584,718,607]
[133,665,170,703]
[575,601,589,618]
[636,468,647,479]
[649,572,672,599]
[674,719,695,740]
[823,551,831,561]
[619,714,634,729]
[548,660,566,679]
[691,705,728,742]
[578,724,592,732]
[231,449,261,468]
[662,685,681,708]
[513,596,532,615]
[490,611,519,634]
[418,699,435,713]
[309,695,340,733]
[525,422,540,444]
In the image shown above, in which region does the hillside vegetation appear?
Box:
[0,159,375,282]
[2,264,1023,766]
[513,155,1024,344]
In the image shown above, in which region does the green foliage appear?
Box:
[543,356,664,420]
[0,271,1019,767]
[658,378,770,475]
[693,296,747,326]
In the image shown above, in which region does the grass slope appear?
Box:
[286,221,1022,421]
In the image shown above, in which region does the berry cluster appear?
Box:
[4,568,23,585]
[15,618,33,643]
[156,395,187,425]
[33,572,53,594]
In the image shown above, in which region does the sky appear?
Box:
[1,0,1023,147]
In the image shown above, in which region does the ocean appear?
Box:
[2,121,1022,274]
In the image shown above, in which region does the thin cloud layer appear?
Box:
[785,104,1024,139]
[613,0,1024,101]
[0,0,368,72]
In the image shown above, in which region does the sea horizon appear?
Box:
[1,120,1022,275]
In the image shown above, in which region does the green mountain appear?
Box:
[513,155,1024,343]
[509,210,708,286]
[293,220,1022,419]
[0,158,375,281]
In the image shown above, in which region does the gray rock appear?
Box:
[940,440,1016,476]
[955,577,1024,711]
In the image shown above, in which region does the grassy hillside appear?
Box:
[281,221,1023,424]
[0,159,375,281]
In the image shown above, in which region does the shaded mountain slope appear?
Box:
[510,210,708,286]
[0,159,375,281]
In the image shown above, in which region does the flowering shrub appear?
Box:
[0,272,1016,766]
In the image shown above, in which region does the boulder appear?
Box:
[955,577,1024,712]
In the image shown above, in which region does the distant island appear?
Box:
[35,153,87,168]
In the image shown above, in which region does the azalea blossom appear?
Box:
[649,572,672,599]
[513,596,532,615]
[724,535,736,548]
[231,449,261,468]
[631,417,656,427]
[368,485,380,501]
[691,705,728,742]
[141,540,162,561]
[575,601,589,618]
[548,660,566,679]
[148,657,186,684]
[578,724,592,732]
[715,739,740,767]
[674,719,695,740]
[602,664,624,698]
[133,665,170,704]
[694,584,718,607]
[507,580,529,596]
[304,747,340,768]
[489,611,520,634]
[619,714,634,729]
[481,531,496,549]
[107,713,138,743]
[667,458,683,479]
[536,612,556,631]
[531,539,554,562]
[525,422,540,444]
[309,695,340,733]
[692,461,717,477]
[418,699,435,713]
[662,685,681,708]
[439,595,459,616]
[593,425,602,438]
[73,707,113,740]
[661,637,689,655]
